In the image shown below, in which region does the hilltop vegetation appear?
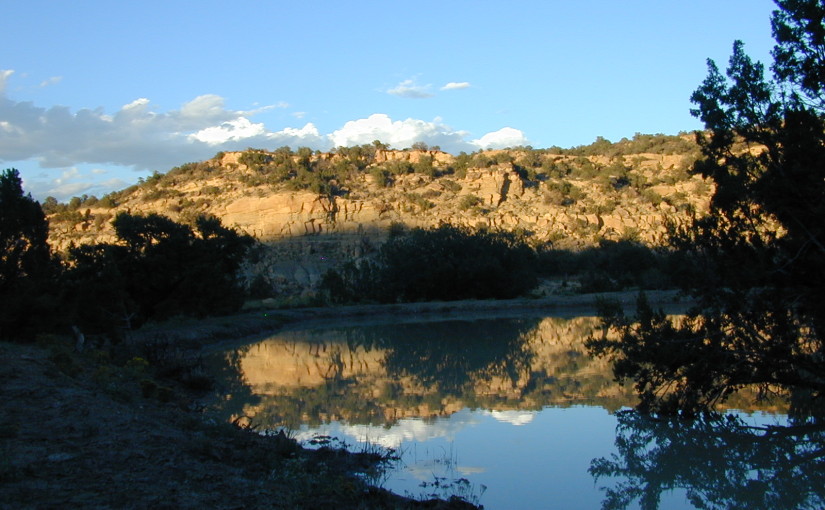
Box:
[45,132,709,251]
[39,133,713,300]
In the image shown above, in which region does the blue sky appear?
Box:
[2,0,778,201]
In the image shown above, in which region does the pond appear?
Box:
[205,313,824,509]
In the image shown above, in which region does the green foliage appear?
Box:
[450,152,473,178]
[458,194,483,211]
[0,169,61,340]
[589,0,825,416]
[237,147,348,197]
[568,133,698,158]
[640,189,663,206]
[412,155,436,177]
[440,179,462,193]
[369,167,391,188]
[517,150,543,169]
[65,212,255,333]
[541,158,572,178]
[542,180,582,206]
[41,196,61,215]
[334,144,376,170]
[321,224,538,303]
[402,192,434,211]
[382,159,414,176]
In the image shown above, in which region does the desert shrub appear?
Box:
[458,194,483,211]
[441,179,462,193]
[543,180,582,206]
[403,193,434,211]
[472,153,496,168]
[413,155,436,177]
[641,189,663,206]
[449,152,473,177]
[383,160,414,175]
[369,167,391,187]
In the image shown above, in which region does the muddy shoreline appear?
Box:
[134,289,690,349]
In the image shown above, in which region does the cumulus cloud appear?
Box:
[0,87,280,171]
[387,79,434,99]
[472,127,529,149]
[441,81,471,91]
[1,70,529,199]
[191,117,267,144]
[329,113,480,152]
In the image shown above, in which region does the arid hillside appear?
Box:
[47,134,709,247]
[45,134,712,294]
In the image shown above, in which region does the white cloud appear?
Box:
[441,81,471,91]
[0,70,13,94]
[179,94,227,119]
[22,166,129,202]
[329,113,475,152]
[472,127,529,149]
[483,410,537,426]
[387,79,434,99]
[39,76,63,88]
[266,123,327,149]
[121,97,151,113]
[0,74,530,199]
[191,117,267,144]
[293,409,484,449]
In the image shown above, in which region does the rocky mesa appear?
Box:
[45,135,712,293]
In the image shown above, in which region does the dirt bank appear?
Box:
[0,342,476,509]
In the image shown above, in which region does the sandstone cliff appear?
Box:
[46,139,712,294]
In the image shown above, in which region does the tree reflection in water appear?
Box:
[589,410,825,510]
[367,319,536,394]
[208,317,542,429]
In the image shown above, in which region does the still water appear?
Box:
[206,313,824,509]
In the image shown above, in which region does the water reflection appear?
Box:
[208,316,636,429]
[205,315,808,509]
[590,410,825,510]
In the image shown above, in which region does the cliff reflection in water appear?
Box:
[209,316,637,429]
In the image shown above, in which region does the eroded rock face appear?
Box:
[223,192,338,237]
[219,166,534,240]
[46,148,712,293]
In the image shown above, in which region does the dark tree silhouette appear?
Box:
[0,169,59,340]
[587,1,825,416]
[65,212,254,334]
[321,224,537,303]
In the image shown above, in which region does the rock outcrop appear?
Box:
[46,146,712,294]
